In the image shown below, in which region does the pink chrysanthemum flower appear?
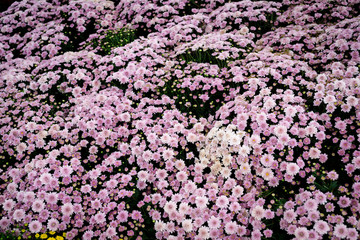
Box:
[29,220,42,233]
[283,209,297,223]
[308,147,321,159]
[197,227,210,239]
[208,216,221,229]
[106,227,117,237]
[83,231,94,240]
[182,219,193,232]
[251,205,265,220]
[338,196,351,208]
[333,224,348,239]
[2,199,15,211]
[47,218,59,231]
[45,193,58,204]
[327,170,339,180]
[94,212,106,224]
[12,209,25,221]
[347,228,359,240]
[216,195,229,209]
[232,186,244,198]
[195,196,208,209]
[304,199,318,211]
[314,220,329,235]
[294,227,309,240]
[61,203,74,216]
[117,210,128,223]
[155,220,166,232]
[225,221,238,235]
[32,199,45,213]
[286,163,300,176]
[261,168,274,181]
[164,201,177,214]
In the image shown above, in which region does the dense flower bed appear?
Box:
[0,0,359,239]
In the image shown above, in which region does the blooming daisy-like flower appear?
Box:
[273,125,287,136]
[32,199,45,213]
[23,192,35,203]
[347,228,359,240]
[47,218,59,231]
[6,182,17,194]
[308,210,320,221]
[286,163,300,176]
[232,186,244,198]
[184,181,197,193]
[163,149,174,160]
[353,182,360,193]
[249,134,261,146]
[308,147,321,159]
[314,220,329,235]
[314,192,327,204]
[176,171,188,182]
[166,222,175,233]
[106,179,118,188]
[88,169,101,179]
[187,132,198,143]
[61,203,74,216]
[45,193,58,204]
[197,226,210,239]
[304,199,318,211]
[137,170,149,182]
[283,209,297,223]
[83,230,94,240]
[260,154,274,167]
[2,199,15,211]
[294,227,309,240]
[12,209,25,221]
[239,145,251,157]
[225,221,238,235]
[39,173,52,185]
[338,196,351,208]
[106,227,117,237]
[333,224,348,239]
[91,199,102,210]
[155,220,166,232]
[353,157,360,169]
[0,217,10,230]
[131,210,142,221]
[261,168,274,181]
[327,170,339,180]
[164,201,177,214]
[155,169,168,180]
[99,189,109,200]
[239,162,251,174]
[29,220,42,233]
[80,185,91,194]
[94,212,106,224]
[221,167,231,178]
[216,195,229,209]
[118,210,128,222]
[308,230,319,240]
[60,165,73,177]
[229,202,241,212]
[182,219,193,232]
[178,202,190,215]
[16,142,27,153]
[251,205,265,220]
[195,196,208,209]
[175,160,186,170]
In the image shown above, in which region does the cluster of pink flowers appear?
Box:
[0,0,359,239]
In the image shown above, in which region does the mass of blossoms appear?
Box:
[0,0,359,239]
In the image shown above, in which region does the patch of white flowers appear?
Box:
[197,121,247,177]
